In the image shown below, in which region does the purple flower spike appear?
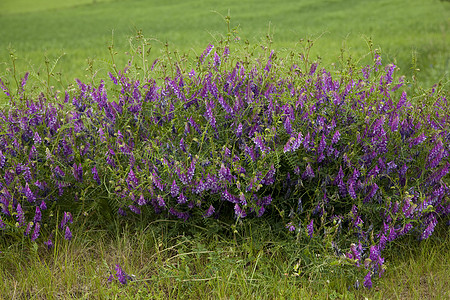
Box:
[16,204,25,226]
[31,222,40,241]
[234,204,247,218]
[307,219,314,238]
[286,222,295,232]
[331,130,341,144]
[23,183,36,202]
[92,166,101,185]
[115,264,128,285]
[64,226,72,241]
[364,272,372,289]
[126,168,139,189]
[302,163,315,180]
[44,238,53,250]
[203,205,215,218]
[128,205,141,215]
[60,211,73,229]
[33,206,42,223]
[420,214,438,240]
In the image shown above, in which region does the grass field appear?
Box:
[0,0,449,299]
[1,0,448,86]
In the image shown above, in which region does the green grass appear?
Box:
[1,0,448,86]
[1,218,449,299]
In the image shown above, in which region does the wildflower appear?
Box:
[72,163,83,182]
[213,52,221,67]
[369,245,380,261]
[40,200,47,210]
[128,205,141,215]
[157,195,166,207]
[420,214,438,240]
[91,166,101,185]
[44,237,53,250]
[60,211,73,229]
[126,168,139,189]
[115,264,128,285]
[199,44,214,64]
[0,151,5,168]
[33,131,42,144]
[31,222,40,241]
[25,222,33,236]
[53,166,65,179]
[302,163,315,180]
[136,194,147,206]
[234,204,246,218]
[331,130,341,144]
[33,206,42,223]
[364,272,372,289]
[16,204,25,226]
[307,219,314,238]
[286,222,295,232]
[203,205,215,218]
[64,226,72,240]
[23,183,36,202]
[284,117,292,135]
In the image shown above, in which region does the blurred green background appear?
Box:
[0,0,448,86]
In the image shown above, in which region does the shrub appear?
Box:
[0,37,448,288]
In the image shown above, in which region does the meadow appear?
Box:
[0,0,449,299]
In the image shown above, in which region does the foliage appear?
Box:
[0,33,448,290]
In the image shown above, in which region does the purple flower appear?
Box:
[234,204,247,218]
[44,237,53,250]
[23,183,36,202]
[40,200,47,210]
[25,222,33,236]
[364,272,372,289]
[284,117,292,135]
[136,194,147,206]
[420,214,438,240]
[199,44,214,64]
[128,205,141,215]
[115,264,128,285]
[53,166,65,179]
[177,192,187,204]
[331,130,341,144]
[126,168,139,189]
[64,226,72,240]
[16,204,25,226]
[33,131,42,144]
[92,166,101,185]
[203,205,215,218]
[213,52,221,67]
[170,180,179,197]
[307,219,314,238]
[72,163,83,182]
[286,222,296,232]
[0,151,5,168]
[33,206,42,223]
[60,211,73,229]
[31,222,40,241]
[369,245,380,261]
[302,163,315,180]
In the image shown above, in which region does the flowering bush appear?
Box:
[0,40,448,288]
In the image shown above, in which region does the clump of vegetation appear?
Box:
[0,32,448,290]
